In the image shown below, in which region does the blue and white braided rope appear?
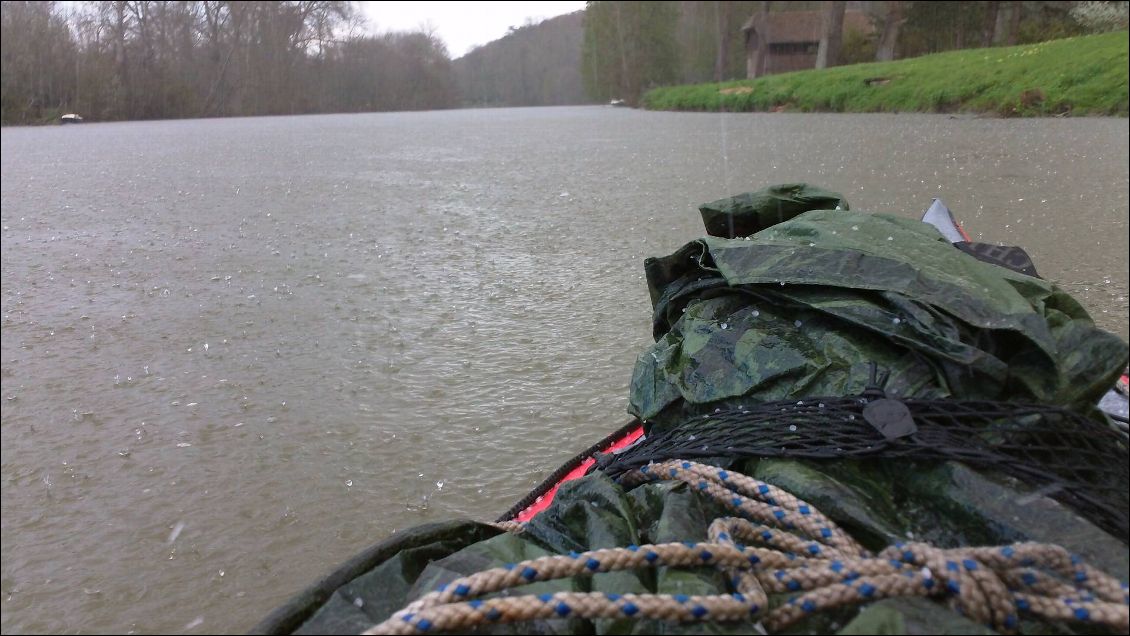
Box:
[365,460,1129,635]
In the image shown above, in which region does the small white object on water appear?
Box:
[346,480,353,487]
[184,617,203,630]
[203,343,209,352]
[167,521,185,544]
[794,320,803,328]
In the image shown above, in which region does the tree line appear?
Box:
[0,0,456,124]
[582,1,1117,104]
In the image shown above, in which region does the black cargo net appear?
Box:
[598,393,1129,541]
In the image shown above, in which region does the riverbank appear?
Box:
[642,32,1128,117]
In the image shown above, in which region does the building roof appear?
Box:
[741,9,873,44]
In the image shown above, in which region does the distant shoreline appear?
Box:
[641,32,1129,117]
[0,103,614,128]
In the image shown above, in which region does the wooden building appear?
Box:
[742,9,873,77]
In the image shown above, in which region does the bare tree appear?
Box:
[744,0,770,79]
[1006,0,1022,45]
[713,0,730,81]
[815,0,845,69]
[875,1,908,62]
[0,1,78,123]
[981,1,1000,47]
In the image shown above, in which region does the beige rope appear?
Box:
[488,520,525,534]
[364,460,1129,635]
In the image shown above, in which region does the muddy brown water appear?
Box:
[2,107,1127,634]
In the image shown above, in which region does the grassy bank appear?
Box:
[642,31,1128,116]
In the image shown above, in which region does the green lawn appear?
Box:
[642,31,1129,116]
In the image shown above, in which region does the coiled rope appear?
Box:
[365,460,1130,635]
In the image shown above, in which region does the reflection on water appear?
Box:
[1,107,1127,633]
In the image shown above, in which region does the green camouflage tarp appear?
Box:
[252,185,1129,635]
[631,184,1126,428]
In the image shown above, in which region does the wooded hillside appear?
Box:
[454,11,588,107]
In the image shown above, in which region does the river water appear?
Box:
[1,107,1127,634]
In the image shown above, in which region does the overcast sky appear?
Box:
[358,1,588,58]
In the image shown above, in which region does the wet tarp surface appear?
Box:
[253,186,1129,635]
[633,185,1126,427]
